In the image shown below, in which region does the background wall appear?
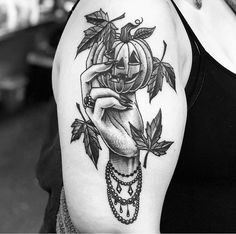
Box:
[0,0,72,232]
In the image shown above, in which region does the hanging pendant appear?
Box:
[127,205,130,217]
[105,161,143,224]
[116,182,122,193]
[128,185,133,196]
[120,204,123,213]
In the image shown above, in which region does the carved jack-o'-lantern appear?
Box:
[92,22,153,94]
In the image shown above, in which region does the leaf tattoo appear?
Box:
[76,9,176,102]
[101,22,118,52]
[85,8,109,25]
[130,109,173,168]
[148,41,176,102]
[133,27,156,40]
[71,103,101,169]
[76,25,105,56]
[73,9,177,170]
[76,9,125,56]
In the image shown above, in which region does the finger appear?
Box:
[86,42,98,68]
[93,41,105,63]
[90,87,133,108]
[93,97,127,120]
[81,63,114,83]
[81,63,113,100]
[90,87,120,100]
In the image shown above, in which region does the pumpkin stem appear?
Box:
[120,18,143,43]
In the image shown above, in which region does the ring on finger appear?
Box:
[84,94,95,109]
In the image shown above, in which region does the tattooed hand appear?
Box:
[67,8,178,226]
[81,63,144,157]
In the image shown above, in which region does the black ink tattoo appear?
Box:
[130,109,173,168]
[106,161,142,224]
[71,8,176,224]
[148,42,176,102]
[71,103,101,168]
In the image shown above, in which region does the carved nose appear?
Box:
[128,51,140,65]
[116,57,125,69]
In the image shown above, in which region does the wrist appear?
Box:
[109,150,140,175]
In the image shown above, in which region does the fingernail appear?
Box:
[119,100,129,105]
[104,60,115,65]
[120,96,133,104]
[124,104,133,109]
[120,100,133,108]
[120,99,133,106]
[120,95,131,101]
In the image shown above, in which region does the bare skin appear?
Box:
[53,0,236,232]
[174,0,236,74]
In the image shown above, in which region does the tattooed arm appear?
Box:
[53,0,190,232]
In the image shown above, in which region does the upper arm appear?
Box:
[53,0,188,232]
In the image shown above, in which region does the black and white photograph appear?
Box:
[0,0,236,233]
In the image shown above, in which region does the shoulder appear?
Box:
[55,0,179,58]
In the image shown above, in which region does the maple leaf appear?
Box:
[85,8,109,26]
[76,23,106,56]
[129,125,149,151]
[71,119,85,142]
[71,103,101,169]
[146,110,162,144]
[76,10,125,57]
[102,22,118,51]
[148,41,176,102]
[130,109,173,168]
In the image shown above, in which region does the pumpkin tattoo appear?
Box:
[96,20,154,94]
[71,9,176,225]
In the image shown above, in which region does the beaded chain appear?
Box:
[105,161,142,225]
[108,161,141,178]
[110,167,141,186]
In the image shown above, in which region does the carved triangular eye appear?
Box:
[116,57,125,69]
[129,51,140,65]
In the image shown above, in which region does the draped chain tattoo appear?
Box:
[70,9,176,225]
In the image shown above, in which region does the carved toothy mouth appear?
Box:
[109,71,142,84]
